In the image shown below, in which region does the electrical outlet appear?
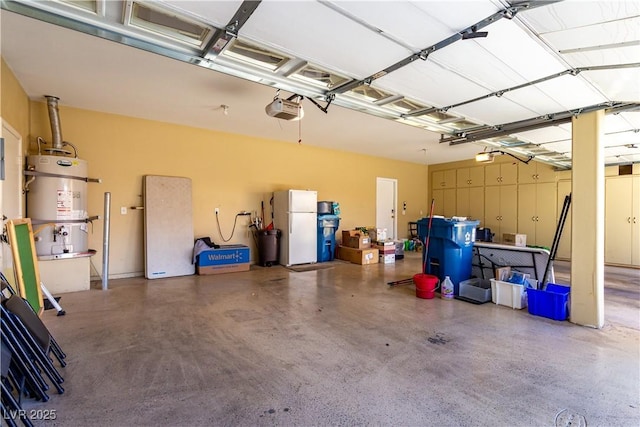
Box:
[215,208,220,215]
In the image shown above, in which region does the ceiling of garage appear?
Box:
[1,0,639,168]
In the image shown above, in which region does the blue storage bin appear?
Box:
[317,214,340,262]
[527,284,570,321]
[417,217,479,295]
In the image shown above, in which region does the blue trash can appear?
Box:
[317,214,340,262]
[417,217,480,295]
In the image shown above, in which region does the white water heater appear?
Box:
[26,155,90,257]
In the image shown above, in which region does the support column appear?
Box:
[570,110,605,328]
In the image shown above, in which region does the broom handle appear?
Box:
[423,198,436,274]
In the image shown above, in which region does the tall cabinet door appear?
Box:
[484,185,517,242]
[500,185,518,238]
[517,182,556,247]
[632,177,640,266]
[536,182,558,248]
[433,189,444,216]
[605,178,631,265]
[455,187,484,222]
[469,187,484,223]
[456,188,470,218]
[433,188,456,217]
[484,186,501,239]
[517,184,537,242]
[605,176,640,266]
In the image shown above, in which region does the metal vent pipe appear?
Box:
[45,95,63,150]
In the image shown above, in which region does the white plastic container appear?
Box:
[441,276,454,300]
[490,279,527,309]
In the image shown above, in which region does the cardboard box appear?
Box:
[196,245,250,275]
[367,228,387,242]
[494,266,512,281]
[373,242,395,255]
[379,254,395,264]
[341,230,371,249]
[336,246,379,265]
[502,233,527,247]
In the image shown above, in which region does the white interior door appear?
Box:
[376,177,397,240]
[1,121,23,279]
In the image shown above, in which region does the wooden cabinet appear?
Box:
[432,169,456,189]
[427,162,639,267]
[485,162,518,186]
[432,169,456,217]
[484,185,517,243]
[517,182,557,248]
[518,161,556,184]
[555,180,572,260]
[456,187,484,223]
[456,166,484,188]
[605,176,640,266]
[432,188,456,217]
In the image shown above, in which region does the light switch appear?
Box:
[121,207,127,215]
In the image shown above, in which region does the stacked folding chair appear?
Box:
[1,273,67,426]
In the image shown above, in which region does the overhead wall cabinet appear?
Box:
[456,166,485,188]
[518,161,557,184]
[605,175,640,267]
[432,169,456,189]
[517,182,557,248]
[484,185,517,243]
[485,162,517,186]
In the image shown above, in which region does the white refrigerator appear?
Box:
[273,189,317,266]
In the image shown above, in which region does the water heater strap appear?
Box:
[31,216,100,225]
[24,170,101,183]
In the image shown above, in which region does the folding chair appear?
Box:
[1,275,66,366]
[0,328,49,404]
[2,299,65,395]
[1,341,34,427]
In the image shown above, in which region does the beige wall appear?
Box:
[27,101,430,278]
[1,58,30,140]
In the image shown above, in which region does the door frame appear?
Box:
[1,119,24,277]
[376,177,397,240]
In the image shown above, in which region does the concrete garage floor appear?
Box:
[22,253,639,427]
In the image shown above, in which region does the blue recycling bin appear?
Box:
[417,217,480,295]
[317,214,340,262]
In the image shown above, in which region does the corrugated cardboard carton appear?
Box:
[197,245,250,275]
[502,233,527,247]
[341,230,371,249]
[336,246,379,265]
